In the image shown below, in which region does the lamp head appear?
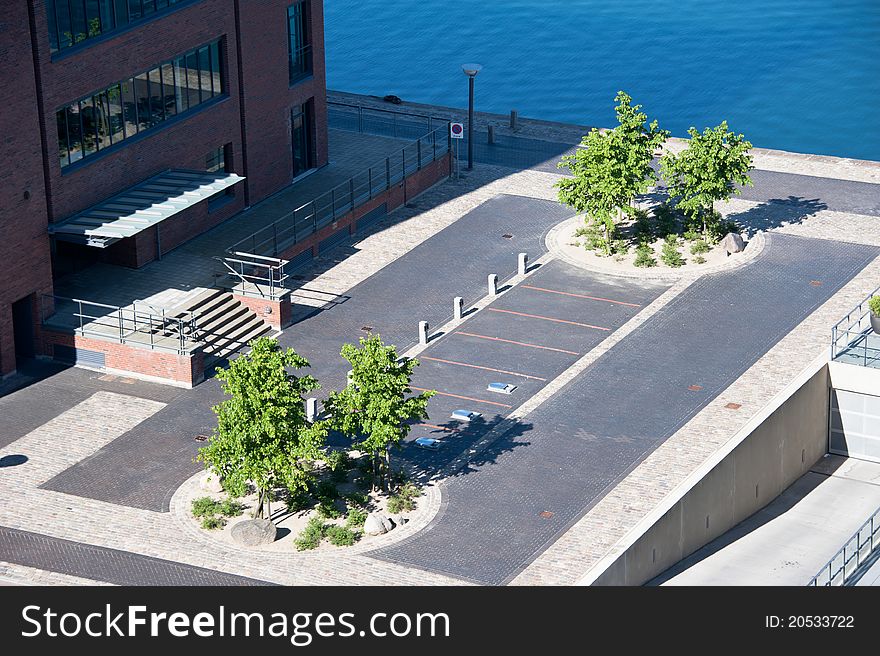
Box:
[461,63,483,78]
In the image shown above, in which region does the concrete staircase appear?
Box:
[181,289,274,362]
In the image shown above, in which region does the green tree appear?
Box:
[324,335,434,491]
[197,337,326,520]
[660,121,754,237]
[556,91,668,253]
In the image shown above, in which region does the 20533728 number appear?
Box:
[766,616,855,628]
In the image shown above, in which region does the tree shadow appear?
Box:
[401,414,533,486]
[725,196,828,232]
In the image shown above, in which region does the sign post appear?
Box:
[450,122,464,179]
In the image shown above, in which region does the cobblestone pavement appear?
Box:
[2,103,880,584]
[0,528,275,586]
[373,234,879,584]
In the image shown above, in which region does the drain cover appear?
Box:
[502,234,513,239]
[810,280,822,286]
[725,403,742,410]
[194,435,209,442]
[539,511,554,519]
[688,385,703,391]
[361,326,373,332]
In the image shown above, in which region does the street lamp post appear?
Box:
[461,63,482,170]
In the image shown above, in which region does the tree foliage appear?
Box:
[556,91,668,253]
[197,337,326,519]
[660,121,753,234]
[323,335,434,490]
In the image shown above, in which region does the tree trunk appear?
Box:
[372,452,380,492]
[253,488,264,519]
[385,449,392,493]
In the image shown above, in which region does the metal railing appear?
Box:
[40,294,199,354]
[808,505,880,585]
[831,286,880,367]
[328,99,449,139]
[227,124,451,259]
[215,253,290,300]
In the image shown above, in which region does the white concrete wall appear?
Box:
[588,359,831,586]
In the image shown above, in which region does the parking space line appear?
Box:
[521,285,641,307]
[420,356,547,381]
[455,331,581,356]
[486,308,611,331]
[410,386,513,408]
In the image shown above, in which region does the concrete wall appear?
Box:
[589,359,831,586]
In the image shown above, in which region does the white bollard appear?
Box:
[418,321,429,345]
[346,369,354,385]
[518,252,528,276]
[488,274,498,296]
[454,297,464,320]
[306,398,318,422]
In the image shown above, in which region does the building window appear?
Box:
[205,146,226,173]
[291,102,314,178]
[287,1,312,85]
[46,0,190,54]
[56,40,224,169]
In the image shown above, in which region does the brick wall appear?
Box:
[0,2,55,376]
[39,328,205,387]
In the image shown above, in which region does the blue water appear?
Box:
[324,0,880,161]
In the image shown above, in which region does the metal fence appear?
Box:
[227,124,451,259]
[808,505,880,585]
[41,294,198,354]
[215,253,290,300]
[328,99,449,140]
[831,286,880,367]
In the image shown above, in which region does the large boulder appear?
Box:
[199,471,223,493]
[230,519,277,546]
[364,513,395,536]
[720,232,745,255]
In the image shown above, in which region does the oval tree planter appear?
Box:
[871,313,880,335]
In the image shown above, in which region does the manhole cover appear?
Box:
[724,403,742,410]
[539,511,554,519]
[361,326,373,332]
[688,385,703,391]
[810,280,822,286]
[194,435,209,442]
[502,234,513,239]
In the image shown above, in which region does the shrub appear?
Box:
[633,208,652,238]
[201,515,226,530]
[692,255,707,264]
[610,239,629,256]
[633,243,657,268]
[325,525,360,547]
[343,491,370,509]
[346,507,368,528]
[653,204,679,237]
[315,480,338,500]
[661,236,685,268]
[387,481,421,514]
[317,497,343,519]
[683,228,701,242]
[294,517,326,551]
[325,450,351,483]
[217,499,245,517]
[574,222,607,252]
[191,497,221,519]
[869,296,880,316]
[690,239,710,255]
[286,489,312,513]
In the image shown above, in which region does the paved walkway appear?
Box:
[651,456,880,586]
[2,106,880,584]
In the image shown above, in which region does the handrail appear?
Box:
[227,123,451,259]
[40,293,198,354]
[830,285,879,365]
[808,505,880,586]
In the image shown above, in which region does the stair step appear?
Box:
[198,302,249,335]
[188,292,236,321]
[204,318,271,356]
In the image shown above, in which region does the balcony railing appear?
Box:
[808,505,880,585]
[830,286,880,368]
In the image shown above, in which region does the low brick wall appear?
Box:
[39,328,204,387]
[278,152,450,262]
[232,289,291,330]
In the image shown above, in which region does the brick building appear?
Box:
[0,0,328,378]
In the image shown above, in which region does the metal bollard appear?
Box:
[488,274,498,296]
[510,110,518,130]
[488,125,495,144]
[419,321,429,345]
[518,252,528,276]
[306,398,318,422]
[454,296,464,320]
[346,369,354,385]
